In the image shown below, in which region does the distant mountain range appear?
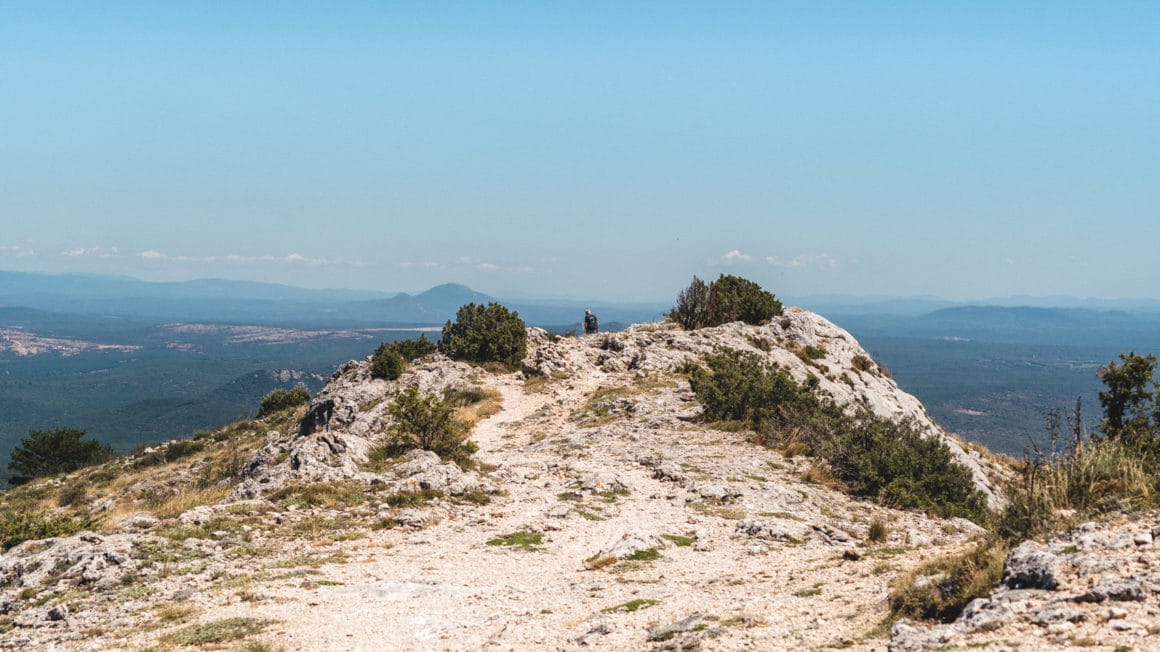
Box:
[0,271,668,329]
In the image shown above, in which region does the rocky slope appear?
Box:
[0,312,1152,651]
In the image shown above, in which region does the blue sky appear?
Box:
[2,2,1157,301]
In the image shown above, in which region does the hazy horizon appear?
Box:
[4,3,1158,301]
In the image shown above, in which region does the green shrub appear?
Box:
[670,274,783,329]
[689,348,819,435]
[7,428,116,483]
[439,303,528,368]
[379,386,478,467]
[370,345,406,380]
[388,335,438,362]
[1096,352,1160,458]
[257,387,311,417]
[818,414,988,522]
[707,274,783,325]
[0,511,97,551]
[851,354,874,374]
[689,347,988,522]
[669,275,710,329]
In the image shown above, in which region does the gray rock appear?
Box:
[126,515,159,530]
[1033,603,1088,625]
[652,462,687,485]
[46,605,68,621]
[694,483,741,503]
[596,532,666,561]
[735,519,807,543]
[1134,531,1153,547]
[1075,578,1145,603]
[574,622,611,646]
[1003,541,1061,590]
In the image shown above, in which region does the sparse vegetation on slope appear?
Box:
[689,347,988,522]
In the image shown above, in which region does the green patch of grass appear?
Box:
[578,511,604,521]
[155,604,199,624]
[627,548,660,561]
[289,517,356,540]
[381,488,445,508]
[867,518,889,543]
[486,530,543,551]
[164,617,269,646]
[794,586,823,598]
[585,554,618,570]
[1061,545,1079,554]
[865,546,911,558]
[661,534,696,547]
[226,546,272,559]
[758,511,805,521]
[689,502,745,520]
[266,552,348,569]
[557,491,583,502]
[453,491,492,505]
[602,598,659,613]
[268,482,366,509]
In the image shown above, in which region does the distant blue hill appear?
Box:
[0,270,665,329]
[836,304,1160,348]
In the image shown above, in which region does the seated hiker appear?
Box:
[583,309,599,335]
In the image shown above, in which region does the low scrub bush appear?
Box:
[439,302,527,368]
[670,274,783,329]
[370,345,406,380]
[377,386,478,468]
[0,511,97,551]
[690,347,988,522]
[258,387,311,417]
[370,335,440,382]
[388,335,438,362]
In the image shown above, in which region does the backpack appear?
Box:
[585,314,598,332]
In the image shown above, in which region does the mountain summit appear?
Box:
[1,311,1155,650]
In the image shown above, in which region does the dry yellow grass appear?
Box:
[456,388,504,426]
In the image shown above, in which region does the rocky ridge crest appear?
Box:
[3,310,1154,651]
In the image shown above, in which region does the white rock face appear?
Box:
[231,354,486,499]
[525,311,1005,507]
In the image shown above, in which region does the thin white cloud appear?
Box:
[0,245,35,258]
[63,246,123,258]
[765,253,838,269]
[1003,257,1017,266]
[138,250,333,265]
[720,250,752,265]
[399,261,440,269]
[475,262,500,272]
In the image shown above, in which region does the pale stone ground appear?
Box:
[151,366,976,651]
[0,316,1045,651]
